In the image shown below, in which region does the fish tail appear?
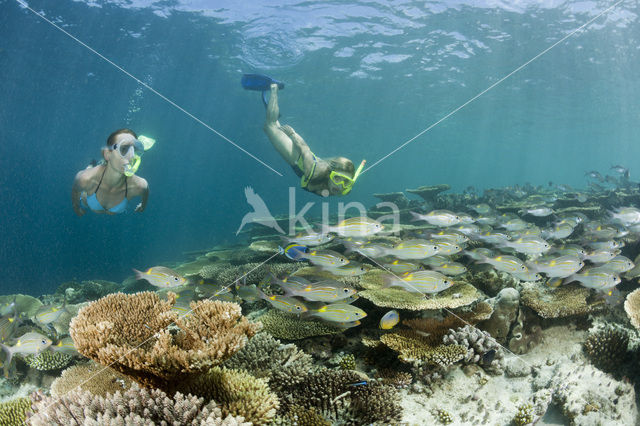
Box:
[409,211,422,222]
[382,274,397,289]
[132,268,145,281]
[1,344,12,378]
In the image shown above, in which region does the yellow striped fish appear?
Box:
[133,266,188,288]
[2,332,52,378]
[311,303,367,322]
[257,289,308,314]
[386,239,440,260]
[322,217,383,237]
[384,270,453,294]
[51,336,78,356]
[300,249,350,267]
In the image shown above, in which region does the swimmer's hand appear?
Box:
[279,124,296,137]
[135,203,145,213]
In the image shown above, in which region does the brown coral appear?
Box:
[50,361,134,398]
[520,282,604,319]
[403,301,493,341]
[28,383,248,425]
[70,291,260,390]
[380,329,466,366]
[624,287,640,330]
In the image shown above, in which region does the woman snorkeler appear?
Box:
[261,82,365,197]
[71,129,150,216]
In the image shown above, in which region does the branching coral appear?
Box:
[0,397,31,426]
[50,361,133,397]
[256,309,342,340]
[224,332,315,392]
[442,325,505,375]
[24,351,73,371]
[69,291,260,390]
[278,368,402,425]
[520,282,603,319]
[583,326,629,374]
[28,383,249,425]
[379,329,466,367]
[177,367,279,425]
[199,262,301,285]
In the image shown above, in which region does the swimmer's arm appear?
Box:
[134,178,149,213]
[71,171,88,217]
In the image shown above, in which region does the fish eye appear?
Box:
[296,306,302,311]
[343,288,349,293]
[42,339,46,344]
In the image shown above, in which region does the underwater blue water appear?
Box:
[1,0,639,295]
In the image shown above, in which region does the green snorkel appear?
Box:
[124,135,156,177]
[330,159,366,195]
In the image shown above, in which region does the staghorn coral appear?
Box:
[376,369,413,388]
[0,397,31,426]
[24,351,72,371]
[442,325,505,375]
[256,309,343,340]
[520,282,604,319]
[177,366,279,425]
[50,361,133,397]
[28,383,248,425]
[224,332,314,392]
[70,291,260,390]
[624,287,640,330]
[379,329,466,367]
[278,368,402,425]
[583,326,629,374]
[338,353,356,370]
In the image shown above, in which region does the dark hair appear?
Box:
[327,157,355,177]
[106,129,137,147]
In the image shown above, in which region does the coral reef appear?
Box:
[0,294,42,319]
[406,184,450,203]
[55,280,120,303]
[480,287,519,343]
[376,369,413,388]
[278,368,402,424]
[0,397,31,426]
[223,332,314,392]
[466,270,519,297]
[513,403,534,425]
[358,269,483,310]
[508,307,543,355]
[583,326,629,374]
[28,383,249,425]
[434,408,453,424]
[177,366,279,425]
[624,287,640,330]
[549,362,636,425]
[520,282,604,319]
[373,191,411,208]
[276,404,330,426]
[380,329,467,367]
[70,291,260,390]
[198,262,301,285]
[24,351,73,371]
[256,309,343,340]
[402,301,493,340]
[338,353,356,370]
[442,325,505,375]
[50,361,134,397]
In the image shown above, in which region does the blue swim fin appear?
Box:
[241,74,285,92]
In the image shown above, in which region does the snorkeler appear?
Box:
[71,129,151,216]
[254,78,364,197]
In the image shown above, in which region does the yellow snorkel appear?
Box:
[124,135,155,177]
[330,159,366,195]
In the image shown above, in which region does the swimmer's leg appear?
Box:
[264,84,298,165]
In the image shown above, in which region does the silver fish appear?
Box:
[133,266,188,288]
[384,270,453,294]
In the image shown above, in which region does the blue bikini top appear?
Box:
[84,166,128,214]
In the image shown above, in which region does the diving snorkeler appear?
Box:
[71,129,151,216]
[258,80,365,197]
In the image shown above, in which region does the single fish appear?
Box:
[384,270,453,294]
[257,289,308,314]
[585,240,624,251]
[499,218,529,232]
[583,249,618,264]
[279,243,308,261]
[476,254,529,274]
[311,303,367,322]
[585,170,604,182]
[299,249,350,267]
[610,207,640,225]
[34,298,68,325]
[543,222,575,240]
[50,336,78,356]
[564,269,620,290]
[452,224,481,236]
[432,240,462,256]
[410,210,460,227]
[553,244,587,258]
[317,263,369,276]
[235,283,260,302]
[383,259,422,274]
[1,332,52,377]
[385,239,440,260]
[510,270,542,281]
[499,236,551,255]
[610,165,629,175]
[474,230,510,245]
[322,217,383,237]
[471,203,492,214]
[529,255,584,278]
[422,229,469,244]
[343,240,390,258]
[430,261,467,276]
[274,275,357,302]
[282,232,334,247]
[457,213,476,224]
[379,310,400,330]
[133,266,188,288]
[519,207,554,217]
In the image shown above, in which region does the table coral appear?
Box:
[256,309,343,340]
[624,287,640,330]
[520,282,604,319]
[50,361,133,397]
[380,329,466,367]
[70,291,260,390]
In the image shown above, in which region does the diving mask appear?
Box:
[115,135,156,177]
[329,159,366,195]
